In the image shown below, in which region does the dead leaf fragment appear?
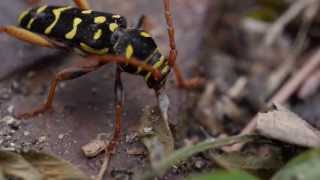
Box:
[0,151,43,180]
[82,139,107,158]
[138,106,174,174]
[256,104,320,147]
[21,151,89,180]
[210,147,283,171]
[0,150,89,180]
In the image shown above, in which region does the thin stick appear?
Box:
[96,152,112,180]
[264,0,316,46]
[229,48,320,151]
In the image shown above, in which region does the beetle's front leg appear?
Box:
[97,66,124,180]
[73,0,91,10]
[162,0,205,89]
[26,0,41,5]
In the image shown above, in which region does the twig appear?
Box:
[264,0,315,46]
[229,47,320,151]
[269,48,320,104]
[298,69,320,99]
[96,153,112,180]
[266,0,319,100]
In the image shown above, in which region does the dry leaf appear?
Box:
[210,148,283,171]
[256,104,320,147]
[82,139,107,158]
[272,149,320,180]
[0,151,43,180]
[21,151,89,180]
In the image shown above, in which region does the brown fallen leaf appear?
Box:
[256,104,320,147]
[209,146,283,171]
[0,151,43,180]
[82,138,108,158]
[21,151,89,180]
[0,150,89,180]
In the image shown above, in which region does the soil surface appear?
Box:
[2,0,320,180]
[0,0,210,179]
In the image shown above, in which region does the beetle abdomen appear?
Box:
[18,5,127,55]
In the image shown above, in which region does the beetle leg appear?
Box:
[89,55,162,81]
[73,0,91,10]
[0,26,55,48]
[16,60,101,119]
[97,66,124,180]
[26,0,41,5]
[162,0,205,89]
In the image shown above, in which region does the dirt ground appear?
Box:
[1,0,320,180]
[0,0,210,179]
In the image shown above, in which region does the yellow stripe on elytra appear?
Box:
[136,49,159,74]
[145,56,166,82]
[161,65,170,75]
[81,10,92,14]
[93,29,102,40]
[27,18,35,29]
[94,16,106,24]
[140,32,151,37]
[153,56,165,69]
[109,23,119,32]
[125,45,133,59]
[125,44,134,64]
[36,5,48,14]
[65,17,82,39]
[112,15,121,19]
[26,5,48,29]
[45,6,72,34]
[144,72,152,81]
[80,43,109,55]
[18,9,30,24]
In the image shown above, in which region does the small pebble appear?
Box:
[7,105,15,114]
[1,93,10,100]
[0,116,17,125]
[58,134,65,139]
[143,127,153,134]
[9,130,16,134]
[27,71,35,78]
[38,136,47,143]
[24,131,30,136]
[81,139,107,157]
[11,80,20,91]
[91,87,98,94]
[0,88,11,99]
[125,133,138,143]
[194,159,206,169]
[59,82,66,89]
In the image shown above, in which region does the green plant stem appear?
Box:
[140,135,255,180]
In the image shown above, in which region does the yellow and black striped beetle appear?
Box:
[0,0,203,178]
